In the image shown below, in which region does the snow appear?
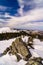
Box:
[0,37,43,65]
[22,36,29,43]
[0,54,17,65]
[30,38,43,58]
[0,54,27,65]
[0,38,16,53]
[0,27,11,33]
[0,27,19,33]
[33,39,43,52]
[18,59,27,65]
[21,37,43,58]
[0,38,27,65]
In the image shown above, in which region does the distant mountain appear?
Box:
[0,27,11,33]
[0,27,19,33]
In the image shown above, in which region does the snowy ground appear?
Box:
[0,37,43,65]
[0,38,16,53]
[30,39,43,58]
[0,53,27,65]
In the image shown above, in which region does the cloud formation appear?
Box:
[6,8,43,30]
[0,0,43,30]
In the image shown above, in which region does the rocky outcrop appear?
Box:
[2,37,32,61]
[12,37,32,59]
[25,57,43,65]
[1,36,43,65]
[27,36,34,49]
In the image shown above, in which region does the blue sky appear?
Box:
[0,0,43,30]
[0,0,20,15]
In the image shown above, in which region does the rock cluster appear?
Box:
[1,36,43,65]
[26,57,43,65]
[2,37,32,61]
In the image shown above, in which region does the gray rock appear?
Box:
[25,57,43,65]
[2,37,32,61]
[11,37,32,61]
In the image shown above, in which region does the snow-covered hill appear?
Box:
[0,27,19,33]
[0,37,43,65]
[0,27,11,33]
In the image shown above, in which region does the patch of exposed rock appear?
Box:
[2,37,32,61]
[25,57,43,65]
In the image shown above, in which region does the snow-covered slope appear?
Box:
[0,54,27,65]
[0,38,16,53]
[0,38,43,65]
[0,27,19,33]
[0,27,11,33]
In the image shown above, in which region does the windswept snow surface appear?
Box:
[0,54,27,65]
[0,38,43,65]
[30,39,43,58]
[0,38,16,53]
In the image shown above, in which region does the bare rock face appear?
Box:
[2,37,32,61]
[11,37,32,61]
[3,47,10,55]
[27,36,34,49]
[25,57,43,65]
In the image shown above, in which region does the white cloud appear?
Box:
[0,12,12,25]
[0,5,11,11]
[18,0,43,16]
[0,23,3,27]
[0,17,4,23]
[0,0,43,30]
[18,0,24,16]
[18,7,23,16]
[4,13,11,18]
[6,8,43,29]
[34,0,43,4]
[0,5,7,11]
[0,12,12,18]
[21,22,43,29]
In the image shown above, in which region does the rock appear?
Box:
[15,53,22,61]
[25,57,43,65]
[2,47,10,55]
[3,37,32,61]
[2,37,32,61]
[11,37,32,61]
[27,36,34,49]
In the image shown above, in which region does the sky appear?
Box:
[0,0,43,30]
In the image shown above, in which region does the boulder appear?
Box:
[25,57,43,65]
[27,36,34,49]
[2,37,32,61]
[11,37,32,61]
